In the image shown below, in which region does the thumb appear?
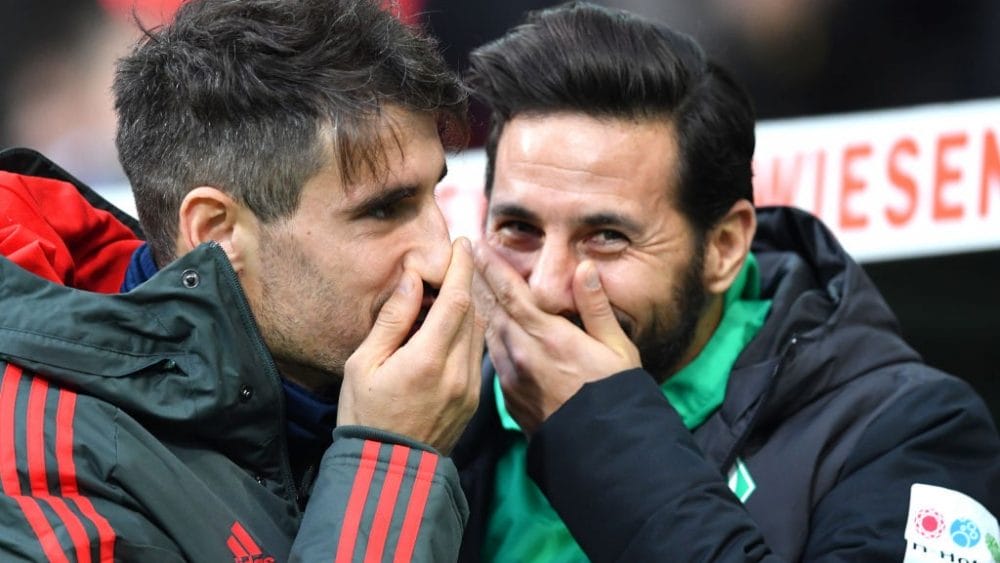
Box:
[572,261,631,350]
[351,270,423,370]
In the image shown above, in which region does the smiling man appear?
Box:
[0,0,482,561]
[452,3,1000,562]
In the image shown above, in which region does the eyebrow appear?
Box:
[490,203,642,234]
[345,163,448,217]
[489,203,539,223]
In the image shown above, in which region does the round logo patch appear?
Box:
[915,508,946,539]
[950,518,981,548]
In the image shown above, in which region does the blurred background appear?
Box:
[1,0,998,423]
[0,0,184,186]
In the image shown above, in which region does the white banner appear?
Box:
[754,98,1000,262]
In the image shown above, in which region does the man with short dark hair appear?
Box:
[0,0,482,560]
[454,3,1000,561]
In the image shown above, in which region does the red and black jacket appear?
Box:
[0,148,468,562]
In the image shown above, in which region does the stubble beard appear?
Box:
[631,247,708,384]
[564,246,708,385]
[252,229,382,397]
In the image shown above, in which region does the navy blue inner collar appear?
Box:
[120,242,159,293]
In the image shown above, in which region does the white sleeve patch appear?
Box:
[903,483,999,563]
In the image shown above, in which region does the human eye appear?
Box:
[587,229,629,253]
[358,187,419,222]
[494,220,542,248]
[499,220,539,236]
[366,200,404,220]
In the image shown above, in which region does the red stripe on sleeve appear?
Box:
[0,367,116,562]
[27,376,50,495]
[392,451,439,563]
[55,391,79,496]
[42,498,92,563]
[59,390,120,562]
[335,440,381,563]
[363,445,410,563]
[0,364,23,494]
[56,390,116,562]
[231,522,262,554]
[69,496,116,563]
[29,378,99,562]
[14,496,71,563]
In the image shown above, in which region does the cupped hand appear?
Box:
[338,237,485,454]
[474,244,640,435]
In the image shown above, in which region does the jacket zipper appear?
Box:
[209,242,301,510]
[721,334,800,473]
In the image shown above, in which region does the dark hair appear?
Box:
[466,2,755,235]
[114,0,468,265]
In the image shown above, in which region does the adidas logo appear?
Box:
[227,522,274,563]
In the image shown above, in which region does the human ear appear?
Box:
[176,186,256,271]
[702,199,756,295]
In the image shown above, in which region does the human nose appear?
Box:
[403,201,452,288]
[527,241,577,316]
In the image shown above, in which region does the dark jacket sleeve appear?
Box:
[0,365,187,562]
[527,369,780,562]
[290,425,469,563]
[525,369,1000,563]
[802,375,1000,562]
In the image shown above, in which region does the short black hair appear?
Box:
[114,0,468,265]
[466,1,755,235]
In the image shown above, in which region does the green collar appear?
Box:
[661,252,770,427]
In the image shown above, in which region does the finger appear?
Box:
[484,306,517,383]
[410,237,475,352]
[493,350,520,400]
[441,282,476,374]
[473,243,547,332]
[470,269,493,366]
[456,295,484,412]
[471,268,497,322]
[350,270,423,370]
[469,284,489,381]
[572,260,632,349]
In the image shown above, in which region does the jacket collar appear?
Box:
[0,242,288,472]
[696,206,920,468]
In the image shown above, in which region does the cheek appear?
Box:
[338,253,400,326]
[322,240,392,294]
[595,263,661,322]
[594,267,632,309]
[357,251,402,292]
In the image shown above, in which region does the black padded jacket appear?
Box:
[453,206,1000,562]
